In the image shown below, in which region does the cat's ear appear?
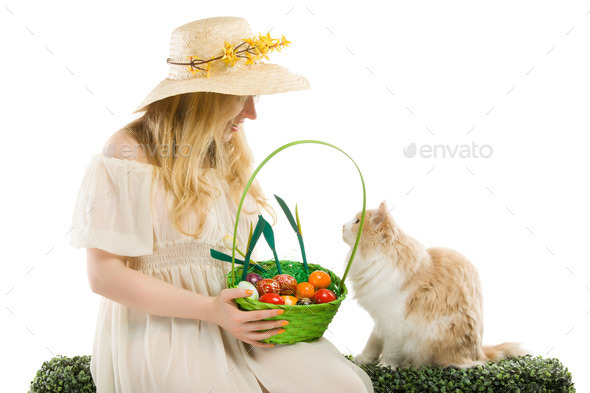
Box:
[371,200,389,227]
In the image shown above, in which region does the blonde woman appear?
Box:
[69,17,374,393]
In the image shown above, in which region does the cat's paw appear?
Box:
[354,353,379,365]
[378,360,399,370]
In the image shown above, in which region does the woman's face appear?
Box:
[225,95,257,141]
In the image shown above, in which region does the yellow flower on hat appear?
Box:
[279,35,291,48]
[245,52,256,65]
[221,41,238,66]
[243,37,256,47]
[251,38,269,60]
[187,56,200,75]
[261,32,274,46]
[256,33,275,59]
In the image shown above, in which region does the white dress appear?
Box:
[69,153,374,393]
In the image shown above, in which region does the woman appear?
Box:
[69,16,374,393]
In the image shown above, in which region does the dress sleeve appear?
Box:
[68,154,155,257]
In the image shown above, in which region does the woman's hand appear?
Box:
[209,288,288,348]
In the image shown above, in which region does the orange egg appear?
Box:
[281,295,299,305]
[295,282,315,299]
[308,270,331,290]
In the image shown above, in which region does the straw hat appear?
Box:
[133,16,310,113]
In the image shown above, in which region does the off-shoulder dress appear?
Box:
[69,153,374,393]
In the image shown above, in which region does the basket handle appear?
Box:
[231,140,366,290]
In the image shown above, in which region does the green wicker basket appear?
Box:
[226,140,366,345]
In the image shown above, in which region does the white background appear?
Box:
[1,0,589,391]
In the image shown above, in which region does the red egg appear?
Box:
[259,293,285,305]
[314,289,337,304]
[256,279,280,296]
[272,274,298,296]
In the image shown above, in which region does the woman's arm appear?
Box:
[86,247,288,347]
[88,133,285,345]
[86,247,215,321]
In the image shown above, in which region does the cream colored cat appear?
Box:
[342,201,527,369]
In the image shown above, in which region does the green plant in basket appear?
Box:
[211,140,366,345]
[274,195,309,276]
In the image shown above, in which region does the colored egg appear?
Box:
[296,297,313,305]
[281,295,299,305]
[314,289,337,304]
[237,281,258,301]
[246,272,263,287]
[272,274,298,296]
[259,293,285,305]
[256,278,280,296]
[295,282,315,300]
[308,270,331,290]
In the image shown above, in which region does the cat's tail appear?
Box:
[482,342,529,362]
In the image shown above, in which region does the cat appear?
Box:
[342,200,528,369]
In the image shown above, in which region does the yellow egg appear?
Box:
[281,295,299,305]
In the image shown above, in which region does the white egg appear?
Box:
[237,281,258,301]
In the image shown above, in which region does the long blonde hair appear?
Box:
[121,92,275,239]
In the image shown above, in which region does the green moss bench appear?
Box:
[29,354,575,392]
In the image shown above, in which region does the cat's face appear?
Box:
[342,200,393,250]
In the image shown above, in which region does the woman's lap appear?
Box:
[243,337,374,393]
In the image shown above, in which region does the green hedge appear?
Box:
[28,355,95,393]
[29,354,575,392]
[345,354,576,393]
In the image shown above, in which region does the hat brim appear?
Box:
[133,62,310,113]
